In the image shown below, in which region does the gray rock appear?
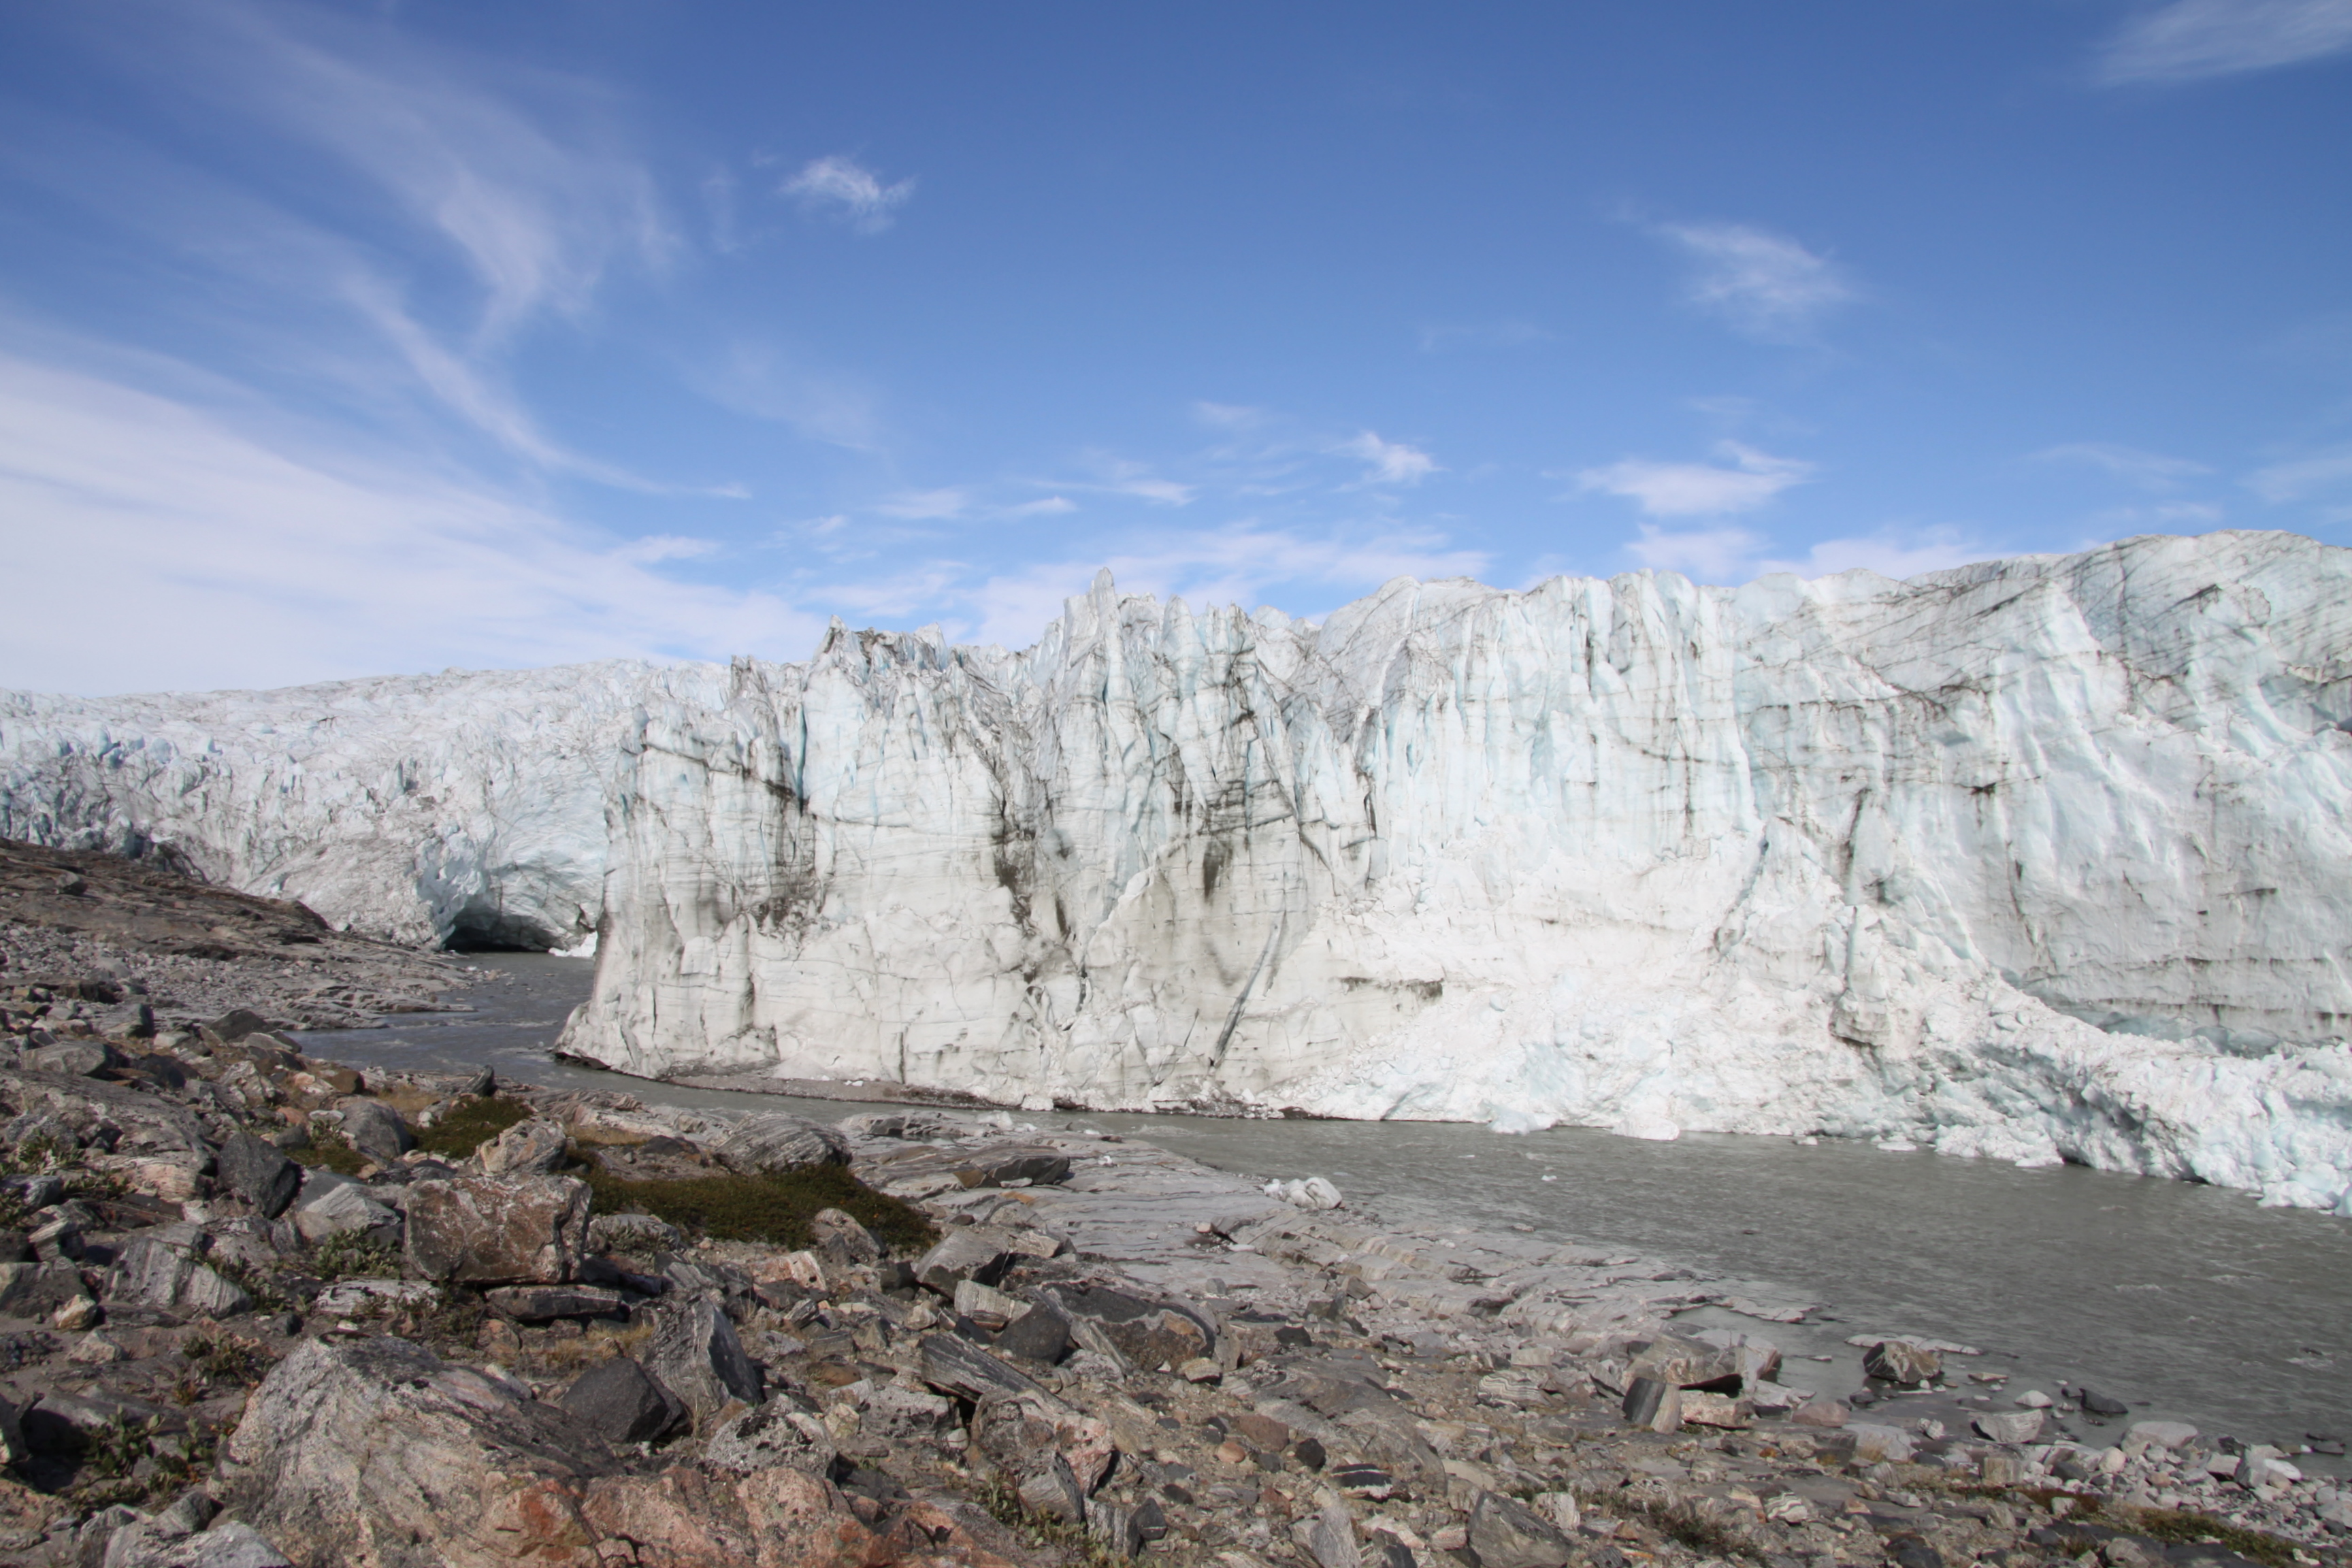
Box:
[402,1175,590,1285]
[858,1384,957,1441]
[808,1207,881,1268]
[478,1119,568,1177]
[1974,1409,2046,1445]
[1092,1498,1147,1559]
[587,1212,685,1254]
[484,1285,627,1322]
[205,1009,270,1043]
[1292,1495,1363,1568]
[913,1225,1016,1294]
[1863,1340,1942,1386]
[291,1181,398,1245]
[2078,1385,2130,1416]
[1,1172,64,1210]
[994,1298,1073,1365]
[222,1335,616,1565]
[702,1398,835,1475]
[0,1258,95,1318]
[559,1356,687,1446]
[1845,1422,1918,1463]
[1015,1456,1086,1523]
[108,1233,252,1318]
[2125,1420,2199,1449]
[27,1039,122,1077]
[0,1230,27,1264]
[1467,1490,1574,1568]
[1047,1284,1213,1371]
[214,1132,301,1219]
[28,1213,84,1262]
[642,1296,762,1425]
[708,1112,849,1173]
[95,1002,154,1041]
[1621,1376,1682,1432]
[917,1330,1046,1402]
[332,1098,412,1165]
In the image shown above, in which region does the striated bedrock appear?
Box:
[0,660,730,948]
[557,532,2352,1209]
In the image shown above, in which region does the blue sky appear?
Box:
[2,1,2349,693]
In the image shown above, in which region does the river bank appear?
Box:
[310,953,2352,1459]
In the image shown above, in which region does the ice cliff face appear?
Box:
[560,532,2352,1210]
[0,662,728,947]
[5,532,2350,1210]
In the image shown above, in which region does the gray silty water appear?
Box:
[303,953,2352,1454]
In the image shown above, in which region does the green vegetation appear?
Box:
[309,1230,403,1279]
[2119,1509,2298,1568]
[291,1130,368,1177]
[179,1328,276,1389]
[414,1094,530,1158]
[575,1158,936,1254]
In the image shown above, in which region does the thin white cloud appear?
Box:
[1657,223,1854,342]
[1002,496,1077,517]
[1627,522,1992,585]
[1342,431,1439,486]
[1624,525,1769,582]
[194,3,675,341]
[1192,402,1271,429]
[781,155,915,233]
[693,342,887,453]
[874,487,971,521]
[2034,442,2212,489]
[1758,527,1991,580]
[2246,446,2352,502]
[0,350,822,696]
[1578,442,1814,517]
[961,526,1489,648]
[2096,0,2352,83]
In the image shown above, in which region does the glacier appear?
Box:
[0,662,731,948]
[5,530,2351,1210]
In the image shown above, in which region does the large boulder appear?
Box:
[221,1335,900,1567]
[333,1098,414,1165]
[214,1132,301,1219]
[1467,1490,1575,1568]
[708,1113,849,1174]
[478,1120,568,1177]
[404,1175,590,1285]
[702,1398,836,1477]
[559,1356,687,1446]
[643,1297,763,1426]
[1047,1285,1213,1371]
[912,1226,1016,1295]
[108,1228,252,1318]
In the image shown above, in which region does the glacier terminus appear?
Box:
[5,531,2350,1211]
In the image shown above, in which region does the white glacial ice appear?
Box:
[5,531,2351,1210]
[0,661,730,947]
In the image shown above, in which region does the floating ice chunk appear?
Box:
[1488,1107,1555,1135]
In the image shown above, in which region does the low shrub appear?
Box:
[576,1160,936,1254]
[414,1095,531,1158]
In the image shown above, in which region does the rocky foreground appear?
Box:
[0,841,2347,1568]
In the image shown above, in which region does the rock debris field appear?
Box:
[0,840,2344,1567]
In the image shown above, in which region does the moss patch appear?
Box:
[576,1160,936,1254]
[2120,1509,2298,1568]
[291,1133,368,1177]
[414,1095,531,1158]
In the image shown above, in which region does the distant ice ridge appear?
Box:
[4,532,2351,1211]
[0,661,730,947]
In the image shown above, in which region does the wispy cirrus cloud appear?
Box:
[1655,222,1855,342]
[781,155,915,233]
[1577,442,1814,517]
[2095,0,2352,84]
[2245,445,2352,502]
[960,525,1490,647]
[1624,521,1991,585]
[1341,431,1439,486]
[2034,442,2212,489]
[0,348,818,695]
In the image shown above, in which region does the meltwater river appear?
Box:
[299,953,2352,1460]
